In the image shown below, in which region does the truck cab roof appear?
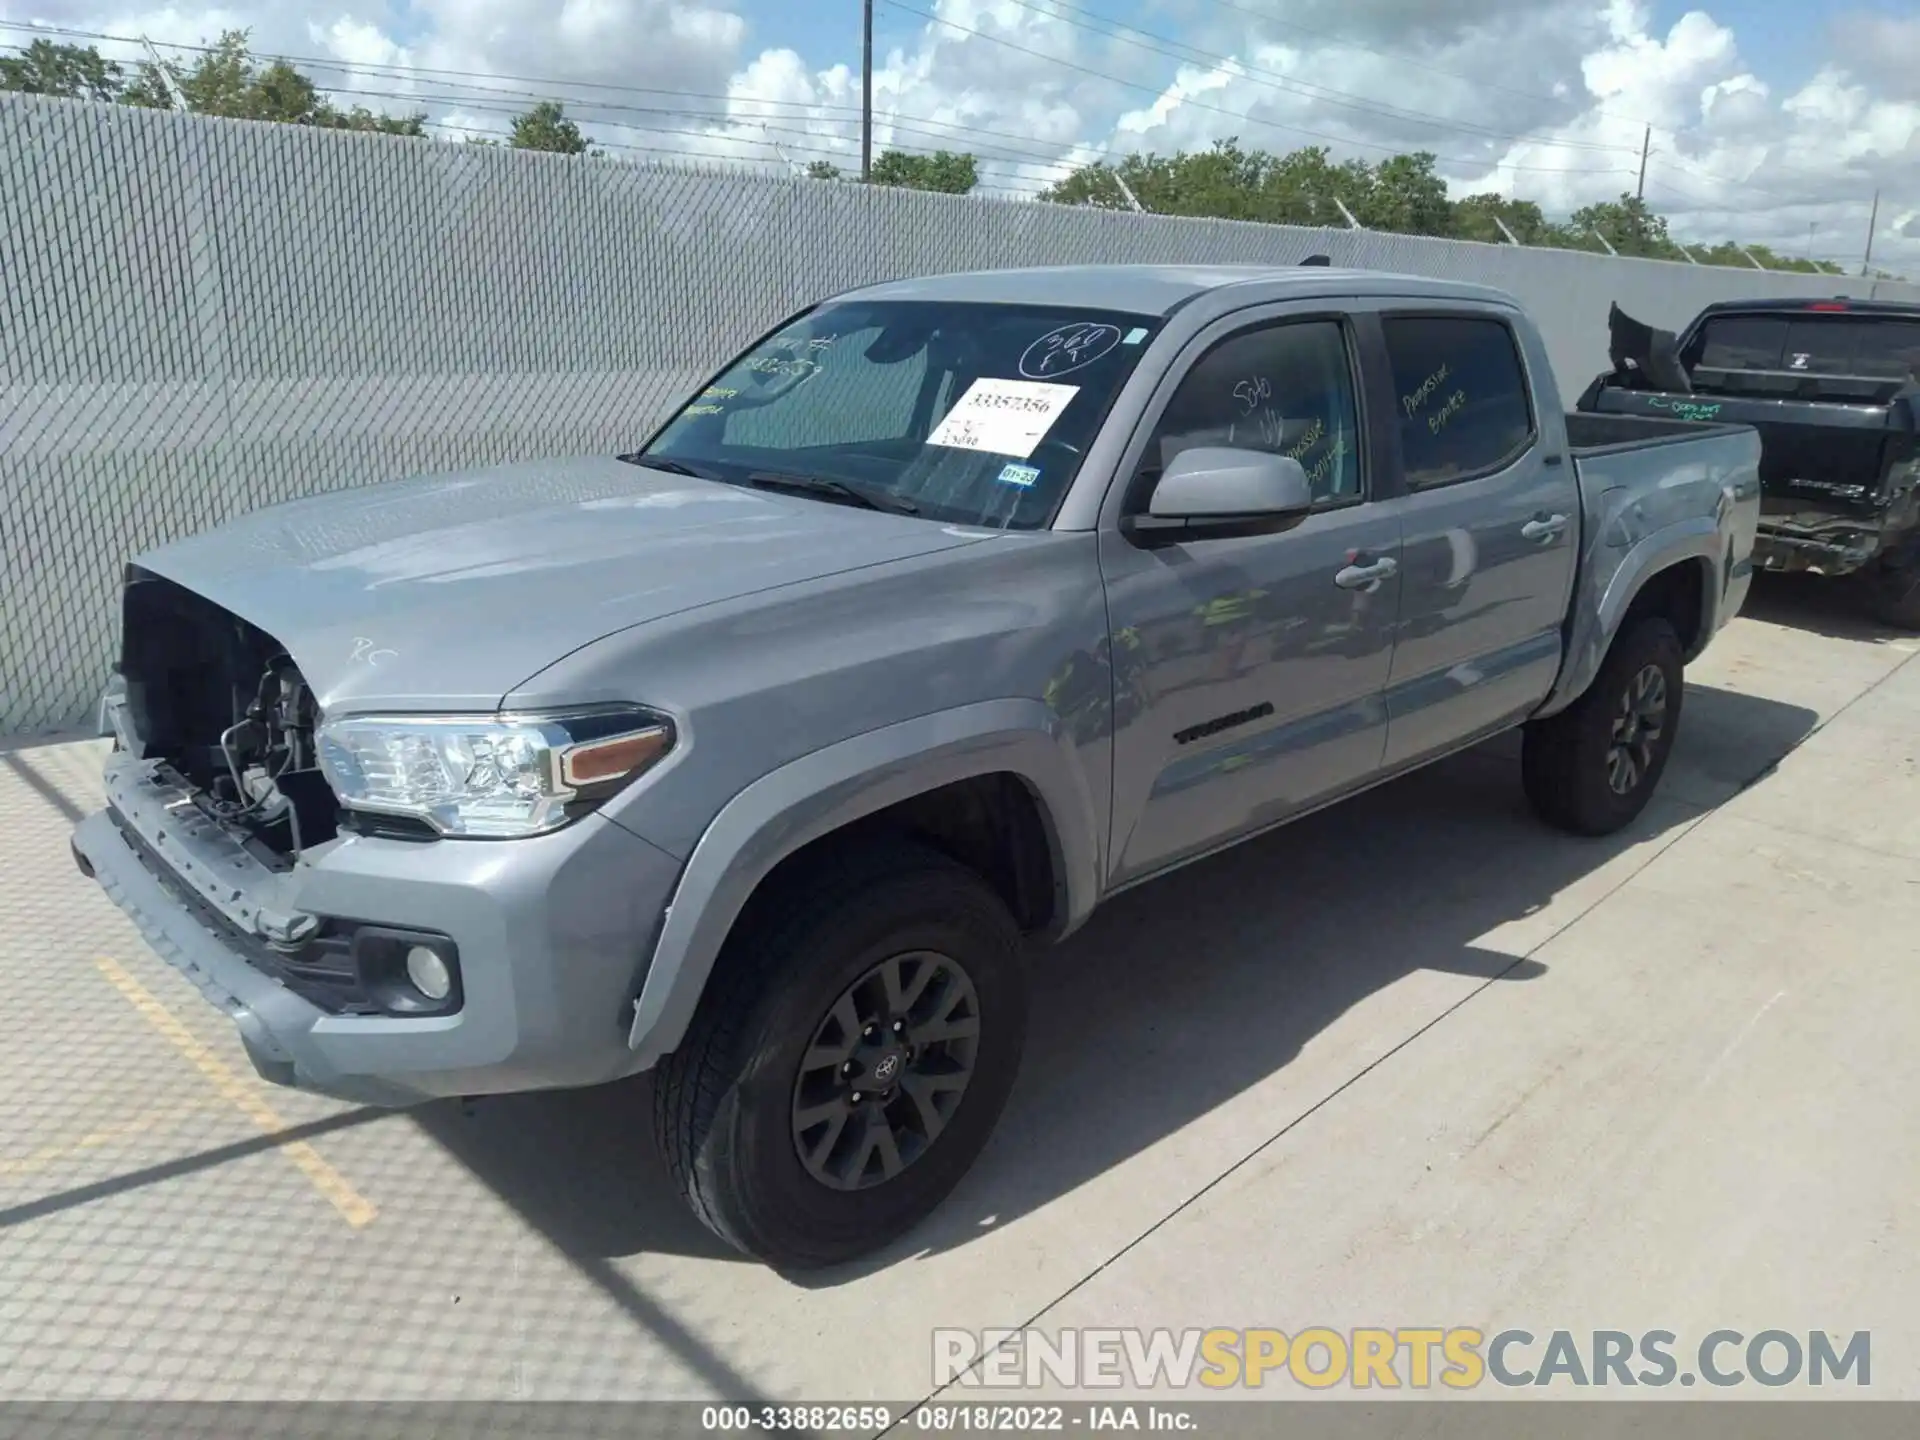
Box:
[1686,296,1920,322]
[834,263,1525,317]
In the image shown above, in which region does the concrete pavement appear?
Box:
[1,576,1915,1404]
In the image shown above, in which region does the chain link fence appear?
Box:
[4,91,1916,735]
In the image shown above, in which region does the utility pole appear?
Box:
[860,0,873,183]
[1861,188,1880,277]
[1635,125,1650,202]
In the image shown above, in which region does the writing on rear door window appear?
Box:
[1402,363,1452,418]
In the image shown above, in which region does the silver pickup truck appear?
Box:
[71,263,1761,1268]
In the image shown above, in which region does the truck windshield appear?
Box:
[634,299,1164,529]
[1690,311,1920,383]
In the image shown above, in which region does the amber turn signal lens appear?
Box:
[559,726,673,787]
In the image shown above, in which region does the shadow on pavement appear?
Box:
[1739,571,1914,647]
[419,683,1819,1278]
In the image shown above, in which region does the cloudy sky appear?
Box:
[2,0,1916,273]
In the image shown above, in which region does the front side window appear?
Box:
[1382,315,1535,488]
[636,300,1163,529]
[1136,319,1362,507]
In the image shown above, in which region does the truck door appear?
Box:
[1374,308,1581,768]
[1098,309,1403,887]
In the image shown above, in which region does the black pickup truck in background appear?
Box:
[1577,297,1920,628]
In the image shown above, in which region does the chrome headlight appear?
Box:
[315,708,674,838]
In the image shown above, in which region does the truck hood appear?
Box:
[132,454,993,712]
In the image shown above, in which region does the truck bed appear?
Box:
[1555,409,1762,679]
[1578,384,1917,574]
[1564,409,1755,453]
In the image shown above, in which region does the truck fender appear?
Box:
[624,698,1102,1067]
[1536,516,1723,719]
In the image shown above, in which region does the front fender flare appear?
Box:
[624,698,1102,1067]
[1537,517,1723,719]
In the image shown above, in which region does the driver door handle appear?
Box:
[1334,554,1398,591]
[1521,512,1569,543]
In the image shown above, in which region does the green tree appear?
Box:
[118,30,423,134]
[1036,158,1139,210]
[1569,192,1683,260]
[1451,192,1552,245]
[805,159,842,180]
[1356,151,1453,236]
[0,39,123,101]
[510,100,592,154]
[1259,146,1372,228]
[1039,139,1358,224]
[869,148,977,193]
[1684,241,1843,274]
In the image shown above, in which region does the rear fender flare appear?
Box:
[1537,517,1722,719]
[624,698,1101,1067]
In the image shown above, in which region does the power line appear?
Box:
[988,0,1643,158]
[424,118,1042,198]
[1,16,1894,228]
[0,13,1873,200]
[1191,0,1886,210]
[1187,0,1670,134]
[314,79,1074,175]
[881,0,1628,177]
[0,19,1110,177]
[889,3,1896,202]
[12,28,1070,191]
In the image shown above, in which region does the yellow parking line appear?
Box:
[94,956,378,1228]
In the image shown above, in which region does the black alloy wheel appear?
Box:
[1522,616,1684,837]
[1606,662,1669,797]
[790,950,981,1191]
[652,839,1028,1269]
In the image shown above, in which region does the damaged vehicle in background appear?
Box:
[73,262,1759,1270]
[1578,296,1920,628]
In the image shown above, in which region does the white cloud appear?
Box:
[2,0,1915,271]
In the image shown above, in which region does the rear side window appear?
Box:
[1696,312,1920,380]
[1695,315,1786,371]
[1382,316,1535,487]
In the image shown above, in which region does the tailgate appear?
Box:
[1583,386,1898,505]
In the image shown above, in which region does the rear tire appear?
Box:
[1866,548,1920,632]
[1522,617,1684,837]
[652,838,1028,1269]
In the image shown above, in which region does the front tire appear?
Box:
[1522,617,1685,836]
[652,839,1028,1269]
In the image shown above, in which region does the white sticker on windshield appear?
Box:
[1123,327,1149,345]
[926,378,1079,459]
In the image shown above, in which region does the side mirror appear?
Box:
[1122,447,1315,543]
